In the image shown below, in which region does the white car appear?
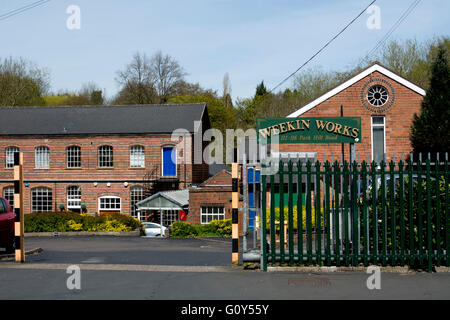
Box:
[142,222,168,237]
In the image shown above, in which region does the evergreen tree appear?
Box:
[410,45,450,158]
[255,81,268,97]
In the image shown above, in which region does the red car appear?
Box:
[0,197,15,253]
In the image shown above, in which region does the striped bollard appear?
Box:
[232,148,239,265]
[14,152,25,263]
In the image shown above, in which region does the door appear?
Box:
[162,146,176,177]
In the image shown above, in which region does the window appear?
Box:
[35,146,50,169]
[130,186,145,218]
[3,186,14,210]
[31,187,52,212]
[162,210,179,227]
[99,196,121,211]
[367,85,389,107]
[67,186,81,211]
[201,206,225,224]
[5,147,19,169]
[130,145,145,168]
[162,146,176,177]
[98,145,113,168]
[67,146,81,168]
[372,116,385,164]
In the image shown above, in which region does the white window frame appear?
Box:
[162,209,180,227]
[98,145,113,168]
[200,206,225,224]
[161,145,177,177]
[371,116,386,163]
[67,186,81,210]
[35,146,50,169]
[31,187,53,212]
[130,145,145,168]
[67,146,81,168]
[5,147,19,169]
[98,196,121,212]
[130,186,145,218]
[3,186,14,210]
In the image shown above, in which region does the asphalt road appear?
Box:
[3,236,232,266]
[0,236,449,300]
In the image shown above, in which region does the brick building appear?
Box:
[0,104,210,218]
[283,63,426,162]
[188,169,244,233]
[188,169,233,224]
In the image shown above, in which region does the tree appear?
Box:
[114,52,158,105]
[410,45,450,158]
[255,81,268,97]
[44,82,104,106]
[79,82,104,105]
[114,51,186,104]
[366,36,450,89]
[167,92,237,134]
[222,73,233,109]
[0,57,49,106]
[149,51,187,103]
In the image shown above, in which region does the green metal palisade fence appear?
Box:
[261,154,450,272]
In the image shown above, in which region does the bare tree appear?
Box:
[115,51,186,104]
[222,72,233,108]
[150,50,187,102]
[79,81,103,105]
[222,72,231,98]
[114,52,158,104]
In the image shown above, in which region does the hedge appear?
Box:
[170,219,232,238]
[266,206,322,231]
[24,212,143,233]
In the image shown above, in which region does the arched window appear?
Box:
[98,145,113,168]
[35,146,50,169]
[130,145,145,168]
[5,147,19,169]
[31,187,53,212]
[130,186,145,218]
[67,146,81,168]
[161,145,176,177]
[67,186,81,211]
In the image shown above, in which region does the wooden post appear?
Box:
[14,152,25,263]
[232,148,239,265]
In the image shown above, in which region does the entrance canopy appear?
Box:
[136,189,189,211]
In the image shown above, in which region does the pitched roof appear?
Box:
[136,189,189,210]
[208,163,230,177]
[0,103,207,136]
[287,63,426,118]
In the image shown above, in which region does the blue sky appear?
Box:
[1,0,449,102]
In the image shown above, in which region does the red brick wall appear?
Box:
[280,71,424,162]
[187,170,244,234]
[0,134,207,215]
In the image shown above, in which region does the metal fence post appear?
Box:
[243,153,247,253]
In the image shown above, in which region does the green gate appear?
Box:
[261,156,450,272]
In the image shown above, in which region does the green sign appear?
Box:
[256,117,361,144]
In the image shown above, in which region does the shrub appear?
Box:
[170,219,232,238]
[266,206,322,231]
[366,175,449,251]
[170,221,199,238]
[24,212,143,233]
